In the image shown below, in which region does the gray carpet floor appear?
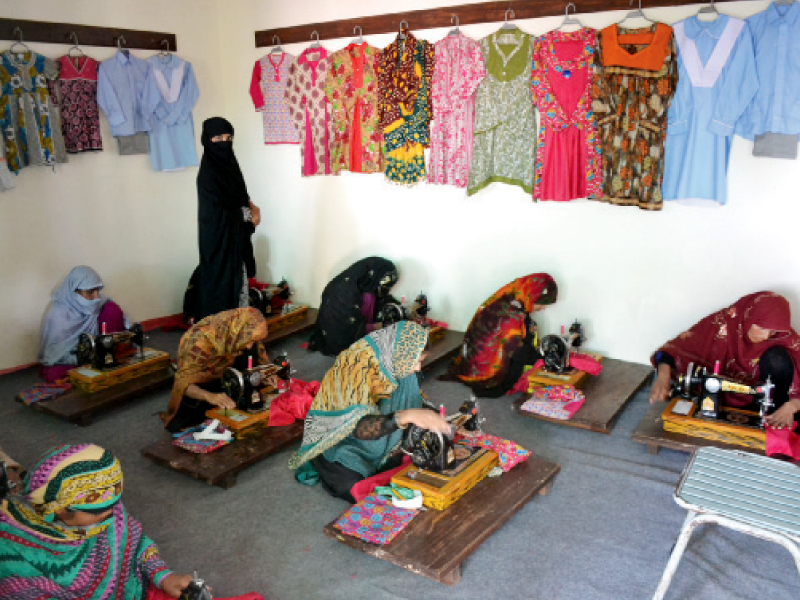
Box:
[2,328,799,599]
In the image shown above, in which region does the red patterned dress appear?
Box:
[55,55,103,152]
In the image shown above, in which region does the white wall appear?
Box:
[3,0,799,370]
[0,0,228,370]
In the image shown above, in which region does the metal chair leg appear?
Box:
[653,511,698,600]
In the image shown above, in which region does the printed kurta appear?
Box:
[142,54,200,171]
[663,16,757,205]
[250,52,299,144]
[468,30,536,196]
[428,33,486,188]
[531,28,602,201]
[0,51,67,172]
[54,55,102,153]
[325,43,382,174]
[592,24,678,210]
[378,30,435,185]
[284,47,331,176]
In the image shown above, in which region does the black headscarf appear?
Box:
[308,257,398,356]
[192,117,255,322]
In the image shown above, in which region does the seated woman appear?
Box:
[0,443,193,598]
[650,291,800,429]
[39,266,128,383]
[289,321,450,503]
[446,273,558,397]
[162,307,272,433]
[307,257,399,356]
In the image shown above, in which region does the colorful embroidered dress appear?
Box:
[249,52,299,144]
[531,28,602,201]
[591,24,678,210]
[428,32,486,188]
[284,47,331,176]
[0,50,67,172]
[54,55,103,153]
[378,29,435,185]
[325,43,383,174]
[468,30,536,196]
[662,16,757,205]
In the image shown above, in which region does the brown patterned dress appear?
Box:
[591,23,678,210]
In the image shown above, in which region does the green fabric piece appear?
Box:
[294,462,320,486]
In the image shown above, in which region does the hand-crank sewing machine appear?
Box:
[392,398,499,510]
[661,361,776,450]
[220,353,291,412]
[537,321,586,374]
[248,278,292,318]
[73,323,146,370]
[376,292,431,326]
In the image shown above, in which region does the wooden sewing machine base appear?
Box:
[324,454,560,584]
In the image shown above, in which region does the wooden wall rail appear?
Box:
[255,0,738,46]
[0,18,177,52]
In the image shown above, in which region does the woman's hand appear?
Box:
[250,203,261,227]
[160,573,194,598]
[649,364,673,404]
[207,392,236,410]
[766,399,800,430]
[396,408,452,435]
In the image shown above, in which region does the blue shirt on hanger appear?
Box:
[97,50,152,137]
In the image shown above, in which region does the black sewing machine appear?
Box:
[672,362,775,425]
[376,293,431,326]
[248,279,291,317]
[73,323,146,370]
[221,353,291,411]
[538,321,586,373]
[179,573,213,600]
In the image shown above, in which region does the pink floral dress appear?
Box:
[428,33,486,188]
[530,28,602,201]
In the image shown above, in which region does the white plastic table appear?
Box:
[653,446,800,599]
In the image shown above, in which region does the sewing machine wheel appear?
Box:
[128,322,145,348]
[540,335,570,373]
[75,333,95,366]
[248,288,266,314]
[405,425,444,470]
[221,368,245,404]
[378,303,405,326]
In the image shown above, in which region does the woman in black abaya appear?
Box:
[188,117,260,323]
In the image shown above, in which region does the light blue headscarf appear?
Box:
[39,266,107,366]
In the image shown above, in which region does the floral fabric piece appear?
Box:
[325,43,383,174]
[172,419,232,454]
[520,385,586,420]
[54,55,103,153]
[459,432,531,472]
[333,493,418,545]
[428,33,486,187]
[17,382,71,406]
[531,29,602,201]
[591,24,678,210]
[250,52,299,144]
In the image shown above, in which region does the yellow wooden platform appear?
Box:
[526,352,604,389]
[265,305,308,333]
[661,396,765,451]
[68,349,171,393]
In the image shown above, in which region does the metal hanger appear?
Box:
[557,3,583,30]
[159,39,170,59]
[10,27,30,54]
[270,35,283,55]
[398,20,408,40]
[618,0,655,26]
[352,26,364,44]
[448,15,461,36]
[501,8,518,30]
[68,32,85,58]
[696,0,720,20]
[116,35,127,49]
[309,30,321,49]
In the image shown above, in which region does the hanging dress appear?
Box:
[662,16,757,205]
[54,55,102,153]
[531,28,602,201]
[591,23,678,210]
[284,47,331,176]
[468,30,536,196]
[0,50,67,172]
[428,32,486,188]
[325,43,383,174]
[377,28,435,185]
[249,52,299,145]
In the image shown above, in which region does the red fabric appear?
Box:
[268,379,320,426]
[653,292,800,407]
[147,587,263,600]
[508,361,545,395]
[765,425,800,461]
[99,300,126,334]
[40,363,75,384]
[350,455,412,503]
[250,60,265,110]
[569,353,603,376]
[248,278,269,290]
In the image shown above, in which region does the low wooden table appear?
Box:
[513,358,652,434]
[264,308,317,347]
[421,329,463,373]
[631,400,764,456]
[323,454,560,584]
[141,421,304,489]
[23,367,174,426]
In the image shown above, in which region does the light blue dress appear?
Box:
[142,54,199,171]
[662,16,758,205]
